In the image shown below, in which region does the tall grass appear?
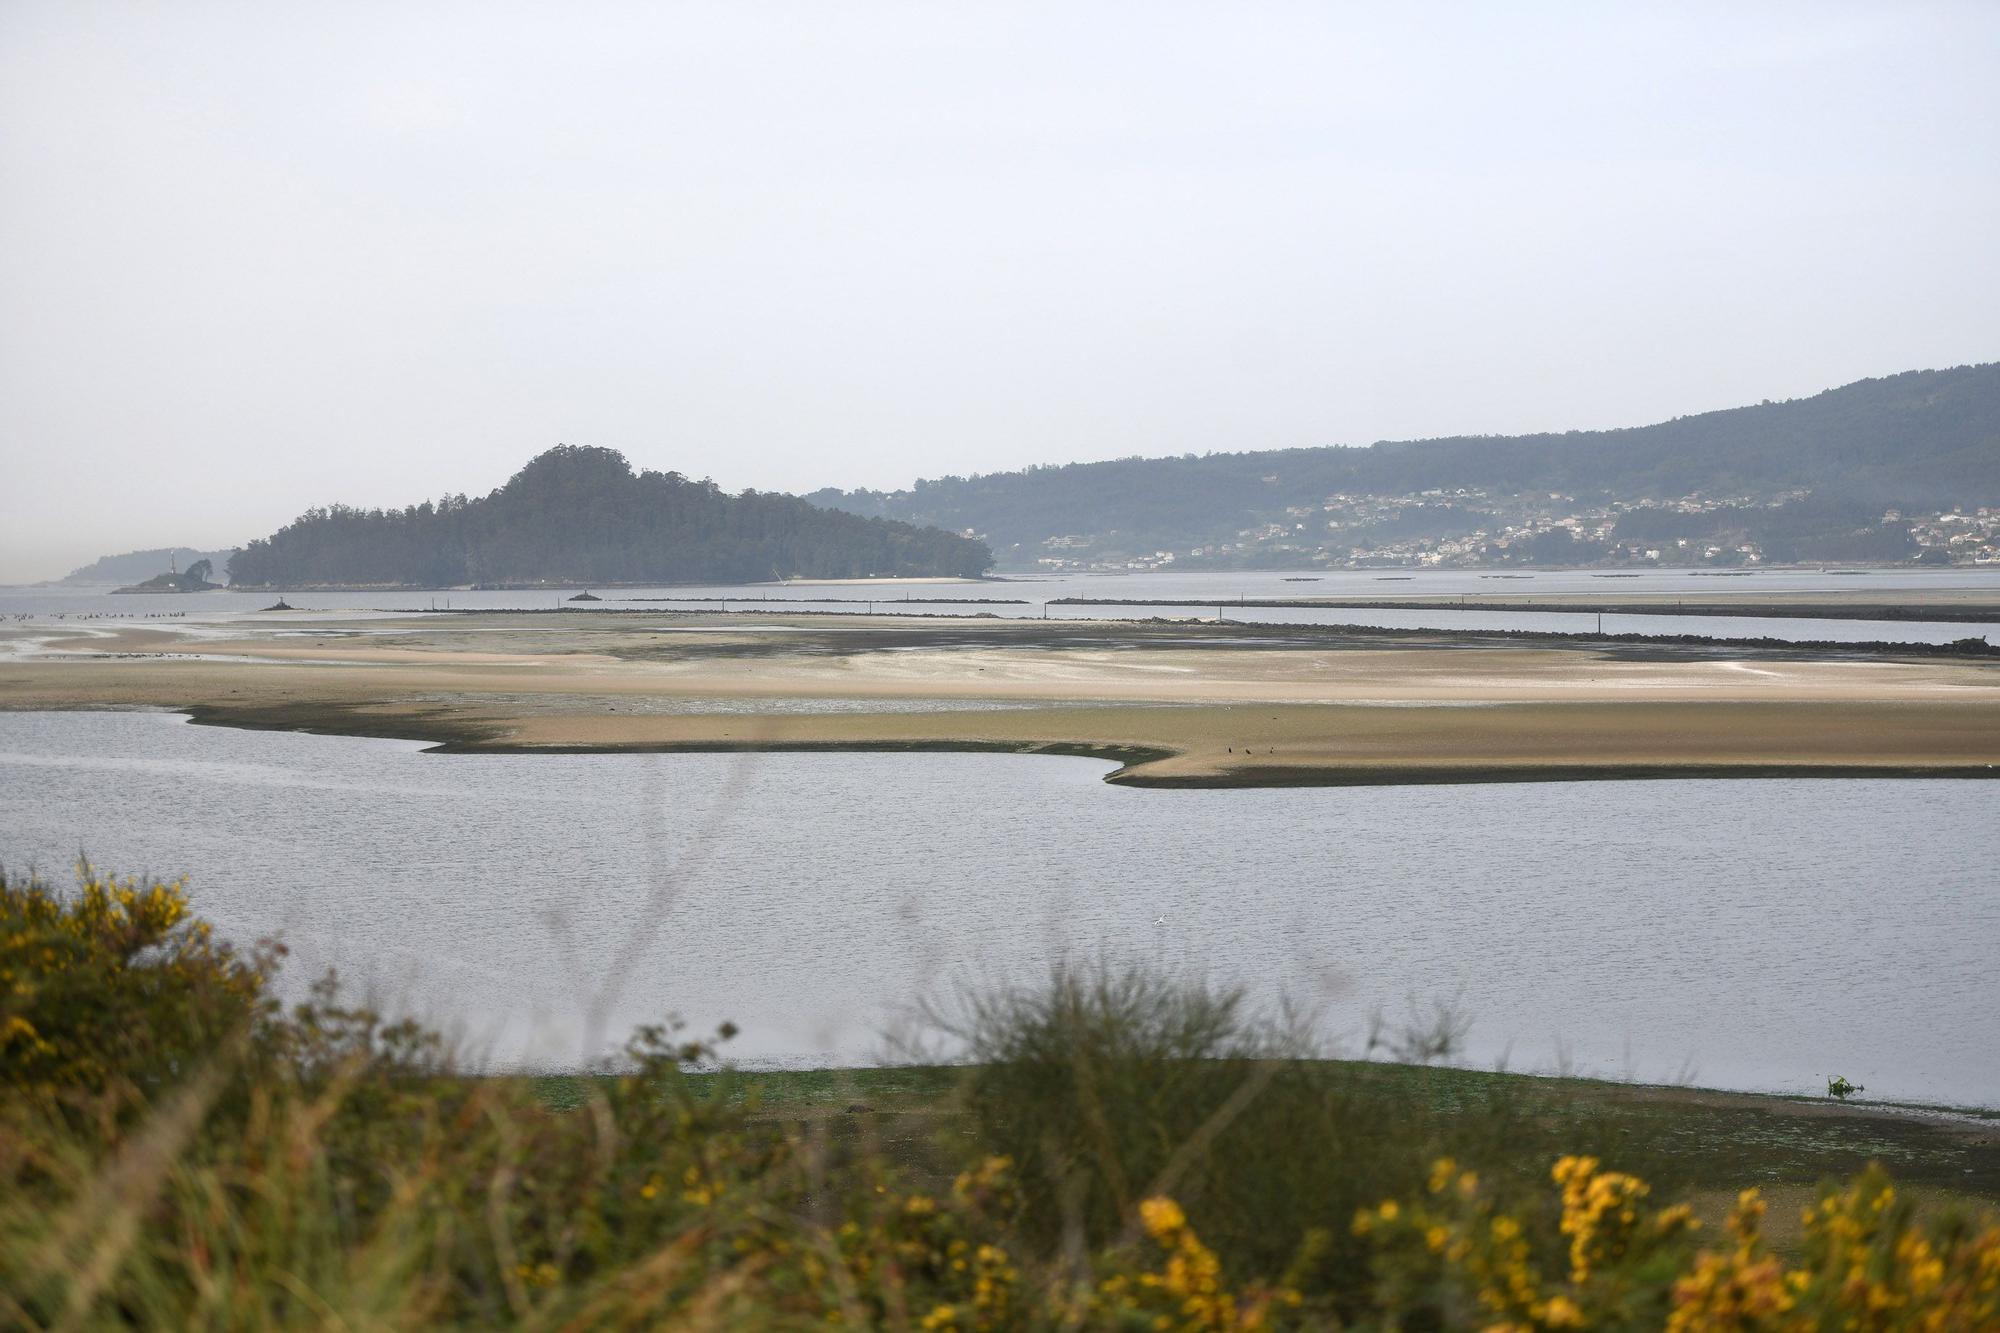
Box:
[921,961,1743,1312]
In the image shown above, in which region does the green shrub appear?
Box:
[1,867,272,1101]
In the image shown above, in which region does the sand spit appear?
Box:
[3,611,1996,787]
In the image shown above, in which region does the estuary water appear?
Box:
[4,566,1998,647]
[3,710,1997,1105]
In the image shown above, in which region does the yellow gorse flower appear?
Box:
[3,868,266,1094]
[1552,1155,1654,1284]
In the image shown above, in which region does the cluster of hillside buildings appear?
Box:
[1898,508,2000,562]
[1026,491,2000,572]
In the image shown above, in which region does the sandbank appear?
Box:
[3,612,1996,786]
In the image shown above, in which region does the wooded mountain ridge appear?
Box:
[227,447,992,587]
[805,364,2000,565]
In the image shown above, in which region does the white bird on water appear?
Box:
[1154,916,1165,926]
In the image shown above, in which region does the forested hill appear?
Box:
[228,447,992,587]
[805,364,2000,561]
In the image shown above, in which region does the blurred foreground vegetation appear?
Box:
[4,866,1997,1329]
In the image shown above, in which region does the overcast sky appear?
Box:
[2,2,1996,581]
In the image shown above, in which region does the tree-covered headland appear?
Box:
[228,445,993,587]
[110,558,224,594]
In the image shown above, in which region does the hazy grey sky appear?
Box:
[3,2,1996,581]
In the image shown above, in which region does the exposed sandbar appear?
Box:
[3,612,1996,786]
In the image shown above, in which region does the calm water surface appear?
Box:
[4,567,1997,646]
[3,711,1996,1104]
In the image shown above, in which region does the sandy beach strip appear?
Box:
[3,613,1996,786]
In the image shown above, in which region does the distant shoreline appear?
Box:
[1052,594,2000,623]
[109,584,225,596]
[375,603,2000,658]
[217,575,1004,593]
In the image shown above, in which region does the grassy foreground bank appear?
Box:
[5,867,1998,1328]
[528,1063,2000,1271]
[529,1064,2000,1218]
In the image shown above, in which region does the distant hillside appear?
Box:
[806,364,2000,566]
[228,446,993,588]
[62,547,238,586]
